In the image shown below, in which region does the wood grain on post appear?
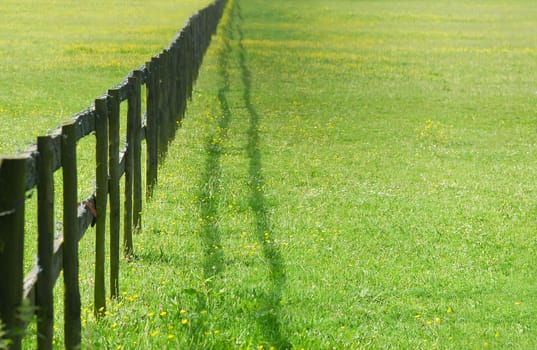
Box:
[36,136,55,350]
[61,121,81,349]
[168,46,178,130]
[0,156,26,350]
[94,96,109,315]
[156,52,169,160]
[124,75,140,256]
[164,48,177,142]
[145,59,159,198]
[185,25,194,100]
[132,70,143,231]
[108,88,121,298]
[178,36,187,122]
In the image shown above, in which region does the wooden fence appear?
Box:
[0,0,227,348]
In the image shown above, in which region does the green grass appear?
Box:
[0,0,211,154]
[8,0,537,348]
[75,0,537,348]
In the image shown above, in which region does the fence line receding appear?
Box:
[0,0,227,348]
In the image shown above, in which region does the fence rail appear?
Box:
[0,0,227,348]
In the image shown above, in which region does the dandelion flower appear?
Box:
[181,318,189,325]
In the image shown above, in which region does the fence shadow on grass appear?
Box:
[189,1,289,347]
[237,2,291,348]
[187,2,234,346]
[198,6,234,292]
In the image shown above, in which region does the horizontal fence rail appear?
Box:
[0,0,227,348]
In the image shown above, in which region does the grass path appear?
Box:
[65,0,537,348]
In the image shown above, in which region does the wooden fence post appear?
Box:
[132,70,143,231]
[185,24,194,100]
[61,121,81,349]
[107,89,121,298]
[94,96,109,315]
[165,48,177,141]
[145,59,159,198]
[158,50,170,158]
[168,46,179,132]
[36,136,55,350]
[176,35,187,124]
[124,74,140,256]
[0,157,26,350]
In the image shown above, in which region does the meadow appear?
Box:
[0,0,211,154]
[4,0,537,348]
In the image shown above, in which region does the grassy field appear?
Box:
[7,0,537,348]
[74,0,537,348]
[0,0,211,154]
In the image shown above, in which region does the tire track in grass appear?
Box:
[236,1,291,348]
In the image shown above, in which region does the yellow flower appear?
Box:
[181,318,189,325]
[435,317,441,325]
[151,330,159,337]
[148,312,155,317]
[160,311,167,317]
[447,306,454,314]
[180,308,187,314]
[167,334,175,340]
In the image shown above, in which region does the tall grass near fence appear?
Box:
[0,0,227,348]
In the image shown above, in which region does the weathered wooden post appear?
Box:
[132,70,143,231]
[61,121,81,349]
[158,50,170,158]
[145,59,159,198]
[36,136,55,350]
[124,73,141,256]
[176,34,187,123]
[0,156,26,350]
[94,96,109,315]
[107,88,121,298]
